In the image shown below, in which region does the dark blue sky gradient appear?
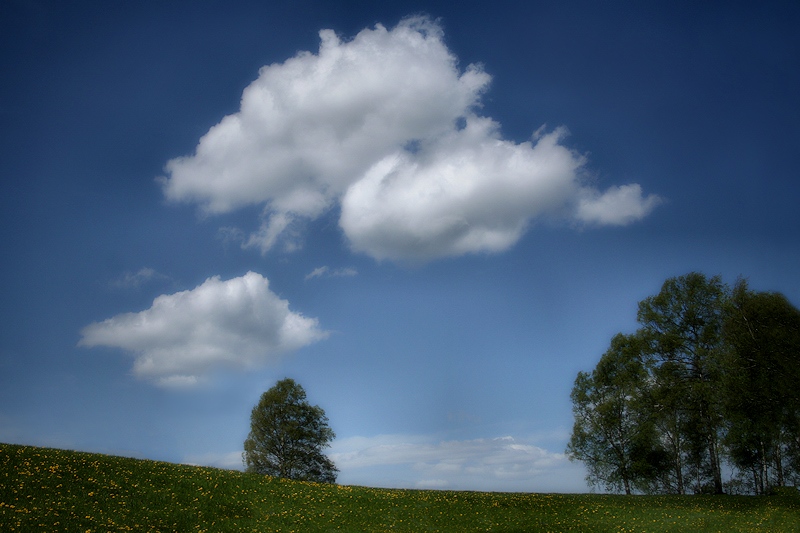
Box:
[1,0,798,491]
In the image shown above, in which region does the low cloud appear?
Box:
[183,433,587,491]
[161,16,660,262]
[329,434,585,492]
[184,451,244,471]
[79,272,327,387]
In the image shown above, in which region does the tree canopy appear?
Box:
[243,378,338,484]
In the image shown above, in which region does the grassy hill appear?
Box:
[2,442,799,532]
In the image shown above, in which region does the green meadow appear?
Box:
[2,443,798,532]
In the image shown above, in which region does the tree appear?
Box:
[243,378,338,483]
[722,279,800,492]
[637,272,727,494]
[567,333,669,494]
[569,271,800,495]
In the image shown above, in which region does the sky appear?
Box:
[1,0,799,493]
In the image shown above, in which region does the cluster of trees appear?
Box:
[243,378,338,484]
[567,272,800,495]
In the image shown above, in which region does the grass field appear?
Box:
[2,442,799,532]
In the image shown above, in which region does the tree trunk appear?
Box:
[668,427,684,494]
[760,440,769,493]
[752,465,760,495]
[709,435,723,494]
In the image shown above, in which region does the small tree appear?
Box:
[243,378,338,483]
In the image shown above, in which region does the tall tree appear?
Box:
[243,378,338,483]
[722,280,800,492]
[636,272,727,494]
[645,359,690,494]
[567,333,668,494]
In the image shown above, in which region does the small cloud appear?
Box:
[79,272,328,387]
[305,266,330,280]
[305,266,358,280]
[183,451,244,471]
[109,268,169,290]
[416,479,449,489]
[576,184,663,226]
[156,375,206,389]
[217,226,245,248]
[219,212,306,254]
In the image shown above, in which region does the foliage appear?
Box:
[567,333,669,494]
[3,443,800,532]
[637,272,728,494]
[243,378,337,484]
[568,272,800,495]
[722,279,800,492]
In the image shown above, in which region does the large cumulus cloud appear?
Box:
[161,16,661,261]
[78,272,327,386]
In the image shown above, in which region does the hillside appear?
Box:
[2,442,799,532]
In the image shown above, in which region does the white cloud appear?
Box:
[576,184,663,226]
[416,479,449,489]
[79,272,327,386]
[161,16,660,262]
[305,266,358,280]
[184,451,244,471]
[340,123,585,261]
[162,16,484,220]
[305,266,330,280]
[329,434,586,492]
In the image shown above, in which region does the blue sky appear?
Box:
[2,0,799,492]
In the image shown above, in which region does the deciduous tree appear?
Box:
[722,280,800,492]
[243,378,338,483]
[637,272,727,494]
[567,333,668,494]
[570,272,800,494]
